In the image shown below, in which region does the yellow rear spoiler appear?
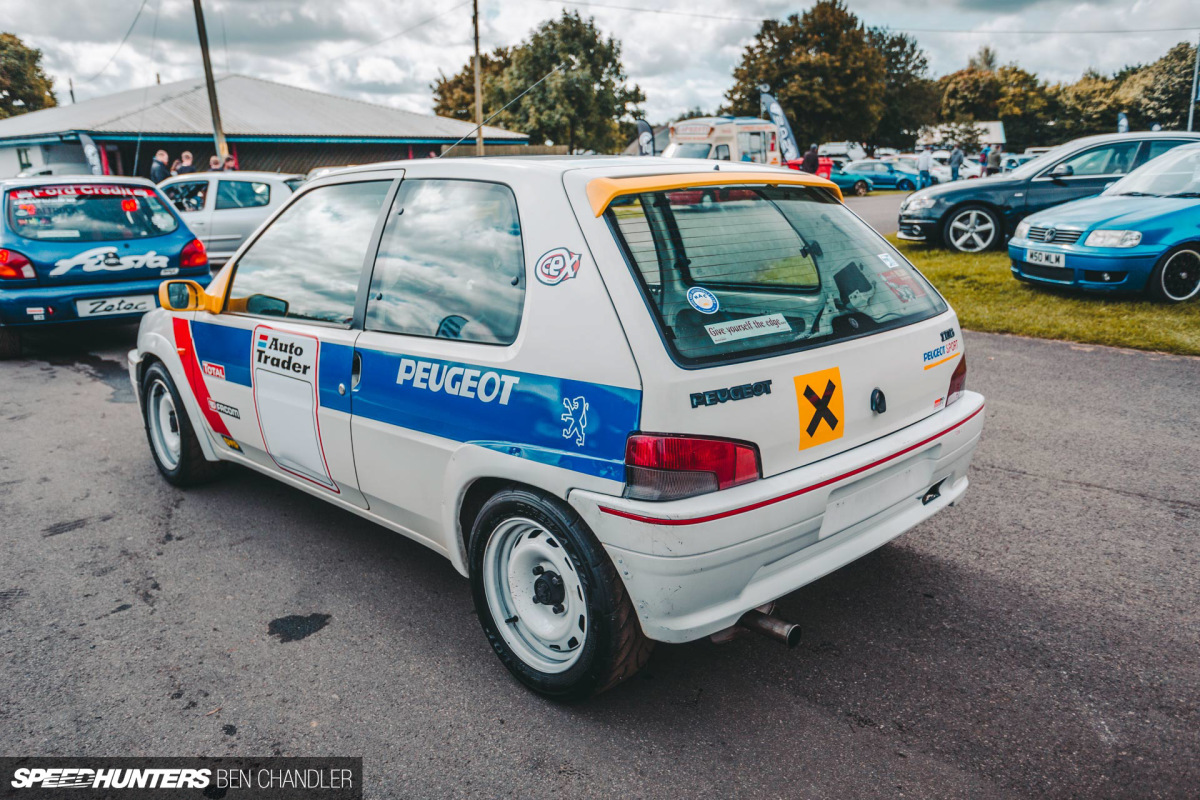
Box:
[585,171,842,217]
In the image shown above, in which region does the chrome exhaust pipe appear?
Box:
[737,609,802,648]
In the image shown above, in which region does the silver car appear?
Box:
[159,171,302,267]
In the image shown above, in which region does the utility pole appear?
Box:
[193,0,228,158]
[68,77,76,104]
[1189,33,1199,132]
[473,0,484,156]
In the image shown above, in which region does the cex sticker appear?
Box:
[794,367,844,451]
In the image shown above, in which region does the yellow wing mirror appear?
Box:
[158,280,222,313]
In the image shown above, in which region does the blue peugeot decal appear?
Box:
[188,321,640,481]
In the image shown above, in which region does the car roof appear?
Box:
[160,170,301,182]
[1059,131,1200,148]
[321,155,804,181]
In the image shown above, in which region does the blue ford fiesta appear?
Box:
[0,176,210,357]
[1008,143,1200,302]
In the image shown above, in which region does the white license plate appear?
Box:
[75,294,156,318]
[1026,249,1064,267]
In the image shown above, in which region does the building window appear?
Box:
[16,148,33,171]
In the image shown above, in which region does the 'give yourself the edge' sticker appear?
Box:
[251,326,337,491]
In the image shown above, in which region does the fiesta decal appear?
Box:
[49,247,169,277]
[251,326,338,492]
[686,286,720,314]
[535,248,582,285]
[691,380,773,408]
[794,367,844,450]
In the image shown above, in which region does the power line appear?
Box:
[79,0,151,84]
[440,62,566,157]
[543,0,1200,36]
[327,0,472,64]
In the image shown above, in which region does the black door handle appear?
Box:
[351,351,362,390]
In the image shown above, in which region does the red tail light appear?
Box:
[180,238,208,269]
[947,354,967,407]
[0,248,34,280]
[624,434,761,501]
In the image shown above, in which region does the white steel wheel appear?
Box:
[945,207,997,252]
[1155,247,1200,302]
[147,379,182,471]
[482,517,589,674]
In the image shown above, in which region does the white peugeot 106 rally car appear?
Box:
[129,157,984,699]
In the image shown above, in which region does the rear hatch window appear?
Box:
[606,184,945,366]
[7,184,179,242]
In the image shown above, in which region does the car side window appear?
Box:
[227,181,391,325]
[1141,139,1190,163]
[364,179,524,345]
[1052,142,1140,177]
[163,181,208,212]
[216,180,271,210]
[715,144,730,161]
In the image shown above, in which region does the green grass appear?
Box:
[889,236,1200,356]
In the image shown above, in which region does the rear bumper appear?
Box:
[0,273,210,326]
[569,391,985,643]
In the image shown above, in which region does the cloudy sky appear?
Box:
[5,0,1197,123]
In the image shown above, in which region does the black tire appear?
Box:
[853,180,869,197]
[1148,244,1200,303]
[942,204,1000,253]
[140,361,226,486]
[0,327,21,360]
[897,178,915,191]
[468,487,653,700]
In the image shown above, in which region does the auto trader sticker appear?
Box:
[535,248,582,285]
[794,367,844,450]
[251,326,337,491]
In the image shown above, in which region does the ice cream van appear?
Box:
[663,116,782,166]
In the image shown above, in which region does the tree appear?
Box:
[724,1,885,144]
[0,33,56,119]
[1118,41,1198,130]
[431,47,511,123]
[866,28,939,149]
[938,68,1000,122]
[968,46,999,72]
[996,65,1055,151]
[940,120,984,153]
[1052,70,1122,140]
[489,12,644,152]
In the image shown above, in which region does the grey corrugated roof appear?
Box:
[0,73,526,141]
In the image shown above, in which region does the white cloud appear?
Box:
[5,0,1196,122]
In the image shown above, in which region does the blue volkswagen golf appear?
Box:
[1008,143,1200,302]
[0,176,210,357]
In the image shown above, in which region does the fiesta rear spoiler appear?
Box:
[585,170,843,217]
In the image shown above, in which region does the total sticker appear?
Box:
[686,286,720,314]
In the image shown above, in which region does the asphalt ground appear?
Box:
[843,190,904,235]
[1,320,1198,799]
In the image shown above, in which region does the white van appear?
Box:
[820,141,868,162]
[663,117,782,165]
[130,158,985,699]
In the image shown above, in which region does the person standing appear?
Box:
[149,150,170,183]
[223,155,237,171]
[917,145,933,189]
[987,144,1003,176]
[207,155,224,172]
[176,151,196,175]
[948,143,964,181]
[800,143,819,174]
